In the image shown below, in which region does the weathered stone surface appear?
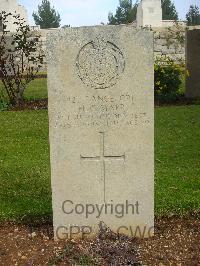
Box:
[186,29,200,98]
[47,26,154,240]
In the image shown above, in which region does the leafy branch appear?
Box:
[0,12,45,106]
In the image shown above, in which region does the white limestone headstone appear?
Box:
[47,26,154,240]
[137,0,163,28]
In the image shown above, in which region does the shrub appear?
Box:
[154,56,184,102]
[0,12,45,106]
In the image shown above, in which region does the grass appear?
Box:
[155,106,200,215]
[0,111,51,221]
[0,72,185,102]
[0,106,200,222]
[0,78,47,102]
[24,78,47,100]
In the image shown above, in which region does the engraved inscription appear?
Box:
[76,38,125,89]
[80,132,125,203]
[54,93,151,129]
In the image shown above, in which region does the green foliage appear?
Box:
[186,5,200,26]
[154,56,184,102]
[33,0,61,29]
[0,100,8,111]
[108,0,138,25]
[165,22,185,49]
[161,0,178,20]
[0,12,45,106]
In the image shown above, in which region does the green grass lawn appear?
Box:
[0,78,47,102]
[0,106,200,222]
[24,78,47,100]
[155,106,200,215]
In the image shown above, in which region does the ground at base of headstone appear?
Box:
[9,99,48,111]
[6,97,200,111]
[0,216,199,266]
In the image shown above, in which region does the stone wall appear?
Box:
[153,26,186,62]
[36,25,187,69]
[3,25,199,71]
[31,28,58,70]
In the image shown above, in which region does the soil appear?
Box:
[0,216,199,265]
[10,99,48,111]
[154,97,200,107]
[7,97,200,112]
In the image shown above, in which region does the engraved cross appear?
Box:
[80,132,125,202]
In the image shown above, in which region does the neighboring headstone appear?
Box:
[0,0,28,32]
[186,29,200,98]
[137,0,162,28]
[47,26,154,240]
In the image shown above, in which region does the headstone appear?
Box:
[186,29,200,98]
[137,0,163,28]
[47,26,154,240]
[0,0,28,32]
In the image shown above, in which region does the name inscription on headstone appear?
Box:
[53,94,150,128]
